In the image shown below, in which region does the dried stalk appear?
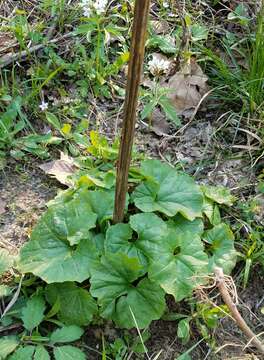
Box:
[113,0,151,223]
[215,267,264,354]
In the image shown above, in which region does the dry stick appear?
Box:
[214,267,264,355]
[113,0,151,223]
[0,32,73,69]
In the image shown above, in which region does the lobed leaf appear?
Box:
[105,213,169,267]
[132,160,203,220]
[203,223,237,274]
[201,185,235,206]
[18,236,98,284]
[148,229,208,301]
[90,253,166,328]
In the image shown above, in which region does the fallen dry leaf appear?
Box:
[149,108,170,136]
[150,20,170,34]
[39,152,79,186]
[0,199,6,215]
[167,58,208,117]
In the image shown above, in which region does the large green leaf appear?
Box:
[18,234,98,283]
[19,237,98,283]
[53,346,86,360]
[84,190,115,224]
[172,215,204,237]
[149,229,208,301]
[132,160,203,220]
[0,336,19,359]
[203,224,237,274]
[90,253,166,329]
[82,189,129,224]
[21,296,46,331]
[201,185,235,206]
[8,346,35,360]
[50,326,84,344]
[202,198,221,226]
[34,346,50,360]
[46,282,97,326]
[0,249,14,275]
[35,197,97,246]
[105,213,169,267]
[18,194,99,283]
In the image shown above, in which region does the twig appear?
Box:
[0,32,73,69]
[0,323,22,334]
[215,267,264,354]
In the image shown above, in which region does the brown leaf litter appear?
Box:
[39,152,79,186]
[167,57,209,117]
[142,55,209,136]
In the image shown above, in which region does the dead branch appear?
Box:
[0,32,73,69]
[215,267,264,355]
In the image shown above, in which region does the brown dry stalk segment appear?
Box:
[215,267,264,355]
[113,0,151,223]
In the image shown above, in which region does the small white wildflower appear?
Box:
[81,0,108,17]
[39,101,48,112]
[93,0,108,14]
[148,55,171,76]
[163,1,170,9]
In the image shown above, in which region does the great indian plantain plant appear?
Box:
[2,159,236,330]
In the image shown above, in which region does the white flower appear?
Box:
[163,1,170,8]
[148,55,171,76]
[39,101,48,111]
[94,0,108,14]
[81,0,108,17]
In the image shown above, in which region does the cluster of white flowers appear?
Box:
[148,55,171,76]
[81,0,108,17]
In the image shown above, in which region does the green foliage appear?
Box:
[203,224,237,274]
[18,195,99,283]
[46,282,97,326]
[33,346,50,360]
[0,337,19,359]
[149,229,208,301]
[231,187,264,287]
[49,325,84,343]
[132,160,203,220]
[0,249,14,275]
[13,159,237,334]
[21,296,46,331]
[53,345,86,360]
[204,4,264,117]
[0,292,86,359]
[9,346,35,360]
[141,85,181,126]
[90,253,166,328]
